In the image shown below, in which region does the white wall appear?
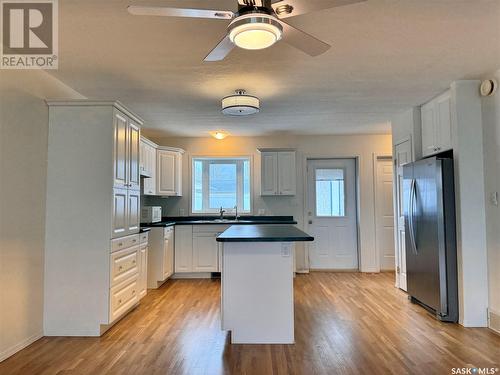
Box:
[148,134,392,272]
[0,71,84,361]
[481,69,500,330]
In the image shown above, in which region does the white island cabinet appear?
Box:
[217,225,313,344]
[44,100,144,336]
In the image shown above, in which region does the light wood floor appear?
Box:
[1,272,499,375]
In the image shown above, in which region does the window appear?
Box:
[192,157,251,214]
[315,168,345,217]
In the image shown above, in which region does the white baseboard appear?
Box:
[171,272,213,279]
[0,331,43,362]
[488,308,500,334]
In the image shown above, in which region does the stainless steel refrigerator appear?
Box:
[403,157,458,322]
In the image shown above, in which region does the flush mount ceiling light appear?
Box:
[221,89,260,116]
[228,13,283,50]
[210,130,230,140]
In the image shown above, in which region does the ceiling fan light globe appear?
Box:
[228,14,282,50]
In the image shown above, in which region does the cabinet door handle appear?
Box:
[118,242,123,246]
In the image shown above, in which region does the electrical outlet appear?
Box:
[179,208,186,216]
[281,243,291,257]
[258,209,265,216]
[490,192,498,206]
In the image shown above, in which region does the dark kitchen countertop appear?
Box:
[139,227,151,233]
[140,216,296,229]
[216,224,314,242]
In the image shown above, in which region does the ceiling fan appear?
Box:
[127,0,366,61]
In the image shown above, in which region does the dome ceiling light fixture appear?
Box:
[209,130,230,140]
[221,89,260,116]
[127,0,367,61]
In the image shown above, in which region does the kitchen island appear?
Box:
[217,225,313,344]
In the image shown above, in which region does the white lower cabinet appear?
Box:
[109,275,139,323]
[148,226,174,288]
[174,225,193,272]
[110,245,139,287]
[175,225,228,273]
[193,232,219,272]
[138,232,149,299]
[109,233,142,324]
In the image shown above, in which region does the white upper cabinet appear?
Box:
[278,151,296,195]
[157,148,183,196]
[112,188,128,238]
[127,189,140,234]
[421,90,452,157]
[128,121,140,191]
[140,137,157,195]
[261,152,278,195]
[113,109,141,190]
[113,111,128,188]
[259,149,296,196]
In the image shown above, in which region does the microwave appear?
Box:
[141,206,162,224]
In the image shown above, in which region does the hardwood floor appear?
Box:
[1,272,499,375]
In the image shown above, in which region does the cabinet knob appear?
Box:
[118,299,122,304]
[132,290,136,294]
[132,260,136,264]
[118,242,123,246]
[119,266,123,270]
[132,239,137,243]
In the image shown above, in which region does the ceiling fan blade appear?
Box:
[279,20,330,56]
[272,0,366,19]
[204,35,235,62]
[127,6,234,20]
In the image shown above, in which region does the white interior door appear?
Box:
[375,157,395,271]
[394,140,412,290]
[307,159,358,270]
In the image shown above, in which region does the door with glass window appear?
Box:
[307,159,358,270]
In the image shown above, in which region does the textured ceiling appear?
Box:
[49,0,500,137]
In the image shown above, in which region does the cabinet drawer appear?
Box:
[140,232,149,244]
[111,234,140,253]
[109,275,139,323]
[193,224,230,233]
[110,246,139,287]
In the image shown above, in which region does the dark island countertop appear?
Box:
[141,216,296,229]
[216,225,314,243]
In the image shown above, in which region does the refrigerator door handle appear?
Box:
[409,179,418,254]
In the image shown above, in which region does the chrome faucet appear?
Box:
[234,205,239,221]
[219,206,226,220]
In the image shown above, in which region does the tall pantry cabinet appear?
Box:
[44,100,144,336]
